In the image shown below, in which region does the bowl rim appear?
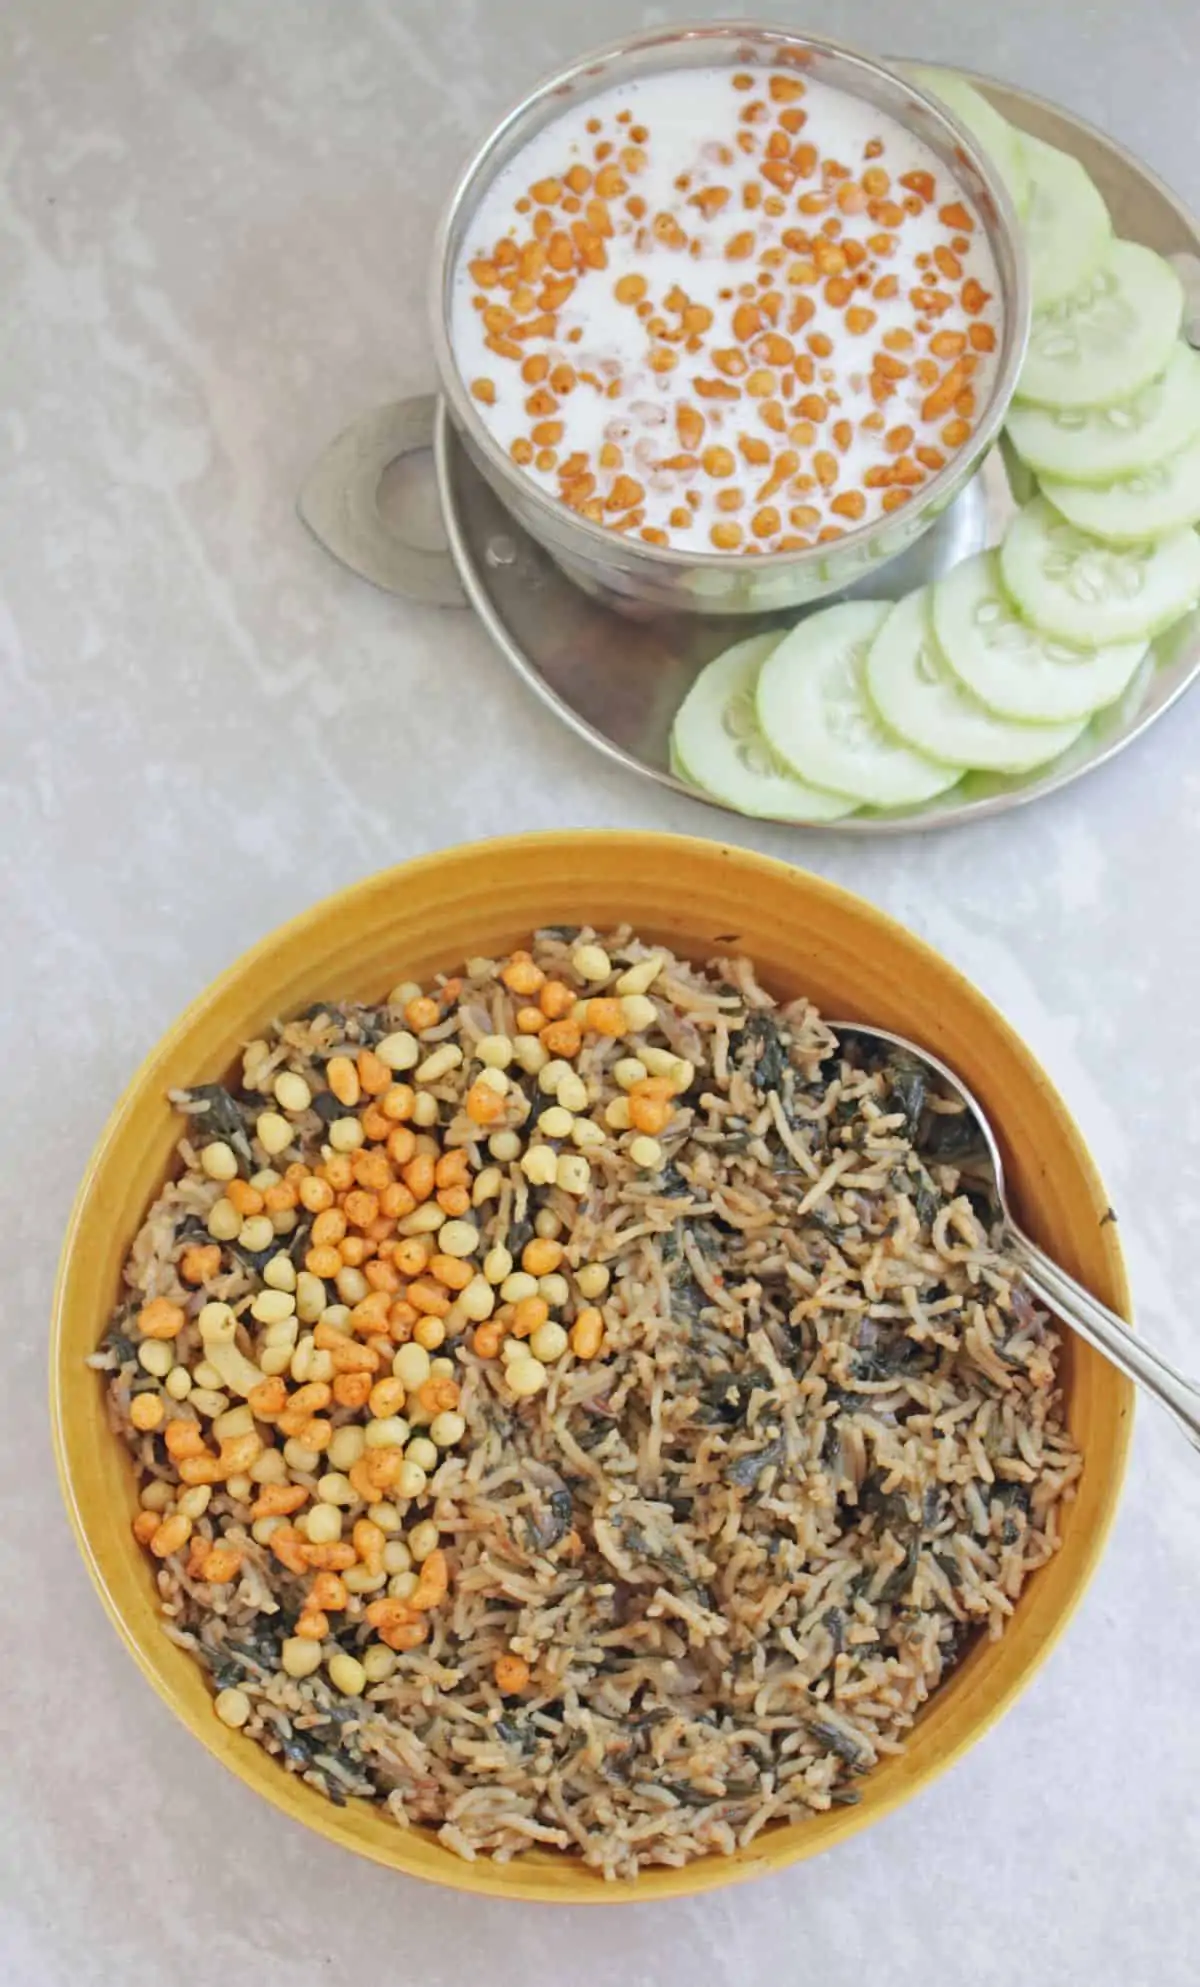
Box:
[429,20,1030,576]
[50,830,1133,1901]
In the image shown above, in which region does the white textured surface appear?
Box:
[3,3,1199,1981]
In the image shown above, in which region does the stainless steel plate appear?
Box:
[302,70,1200,834]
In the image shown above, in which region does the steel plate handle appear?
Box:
[297,394,467,607]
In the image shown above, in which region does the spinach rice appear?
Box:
[91,929,1081,1879]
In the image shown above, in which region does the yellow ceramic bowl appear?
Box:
[51,832,1133,1901]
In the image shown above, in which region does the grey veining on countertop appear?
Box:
[2,2,1199,1983]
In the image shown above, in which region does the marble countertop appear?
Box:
[4,2,1200,1981]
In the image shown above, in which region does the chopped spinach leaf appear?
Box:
[177,1084,254,1173]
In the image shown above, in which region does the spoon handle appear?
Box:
[1007,1226,1200,1451]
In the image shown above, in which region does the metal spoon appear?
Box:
[832,1022,1200,1450]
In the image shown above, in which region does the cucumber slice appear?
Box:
[1041,430,1200,543]
[1016,239,1183,410]
[908,67,1031,216]
[1023,134,1111,309]
[998,430,1039,507]
[1000,495,1200,645]
[670,634,858,821]
[934,549,1148,722]
[1005,342,1200,483]
[866,587,1085,771]
[756,601,961,807]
